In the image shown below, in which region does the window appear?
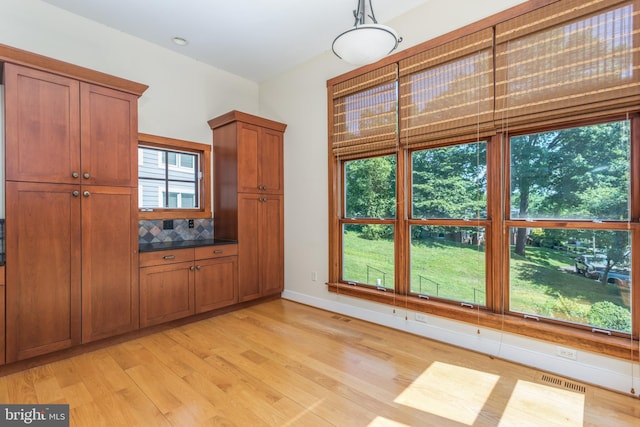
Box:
[138,133,211,220]
[508,120,631,335]
[410,142,487,305]
[342,155,396,290]
[327,0,640,359]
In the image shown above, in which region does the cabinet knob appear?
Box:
[83,191,90,197]
[72,172,79,178]
[72,190,80,197]
[196,265,202,270]
[162,255,176,260]
[83,172,91,179]
[190,266,195,271]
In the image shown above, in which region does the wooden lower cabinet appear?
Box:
[238,194,284,302]
[140,260,195,328]
[195,256,238,313]
[5,182,139,361]
[81,186,139,343]
[5,182,82,363]
[0,266,5,366]
[139,245,238,327]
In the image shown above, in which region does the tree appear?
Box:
[412,143,486,219]
[510,121,630,257]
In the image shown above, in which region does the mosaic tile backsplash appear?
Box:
[138,218,214,244]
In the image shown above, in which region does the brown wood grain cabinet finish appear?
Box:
[209,111,286,303]
[0,266,4,365]
[5,182,82,362]
[140,261,195,327]
[3,62,144,361]
[4,64,81,184]
[139,246,239,326]
[81,186,139,342]
[194,256,238,313]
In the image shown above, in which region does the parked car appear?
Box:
[574,254,607,277]
[575,254,630,283]
[593,268,630,284]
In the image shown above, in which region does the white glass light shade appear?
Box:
[332,24,401,66]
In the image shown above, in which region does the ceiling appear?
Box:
[39,0,431,82]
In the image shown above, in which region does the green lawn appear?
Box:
[343,231,631,332]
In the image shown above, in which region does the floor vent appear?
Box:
[540,373,587,394]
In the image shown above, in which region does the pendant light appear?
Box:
[332,0,403,66]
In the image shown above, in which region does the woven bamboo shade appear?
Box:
[495,0,640,131]
[332,64,398,159]
[399,28,495,149]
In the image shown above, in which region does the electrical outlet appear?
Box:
[311,271,318,281]
[415,313,428,323]
[556,346,577,360]
[188,219,194,228]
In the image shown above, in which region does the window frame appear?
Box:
[138,133,211,220]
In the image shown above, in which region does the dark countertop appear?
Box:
[139,239,237,253]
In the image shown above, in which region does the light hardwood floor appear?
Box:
[0,299,638,426]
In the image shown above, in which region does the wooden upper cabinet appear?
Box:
[209,110,287,197]
[237,123,284,194]
[4,63,81,184]
[4,63,138,187]
[80,84,138,187]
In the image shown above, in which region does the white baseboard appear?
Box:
[282,289,640,397]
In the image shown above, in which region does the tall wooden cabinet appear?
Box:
[3,63,145,362]
[208,111,286,303]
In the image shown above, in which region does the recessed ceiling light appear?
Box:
[172,37,188,46]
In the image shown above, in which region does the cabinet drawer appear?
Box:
[194,244,238,260]
[139,248,194,267]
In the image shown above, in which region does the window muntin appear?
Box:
[345,155,396,219]
[510,121,630,221]
[509,227,631,333]
[412,142,487,219]
[410,225,486,305]
[343,223,395,289]
[139,146,200,210]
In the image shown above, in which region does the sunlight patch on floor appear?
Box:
[394,361,500,425]
[498,380,585,427]
[367,416,412,426]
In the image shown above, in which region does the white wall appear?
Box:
[0,0,259,144]
[260,0,640,397]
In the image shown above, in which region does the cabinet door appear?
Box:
[237,194,261,301]
[0,266,5,366]
[140,262,195,327]
[258,128,284,194]
[4,63,81,184]
[5,182,81,362]
[195,257,238,313]
[81,186,139,342]
[236,124,284,194]
[237,123,261,193]
[261,195,284,296]
[80,83,138,187]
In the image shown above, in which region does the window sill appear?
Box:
[138,209,212,220]
[327,282,638,361]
